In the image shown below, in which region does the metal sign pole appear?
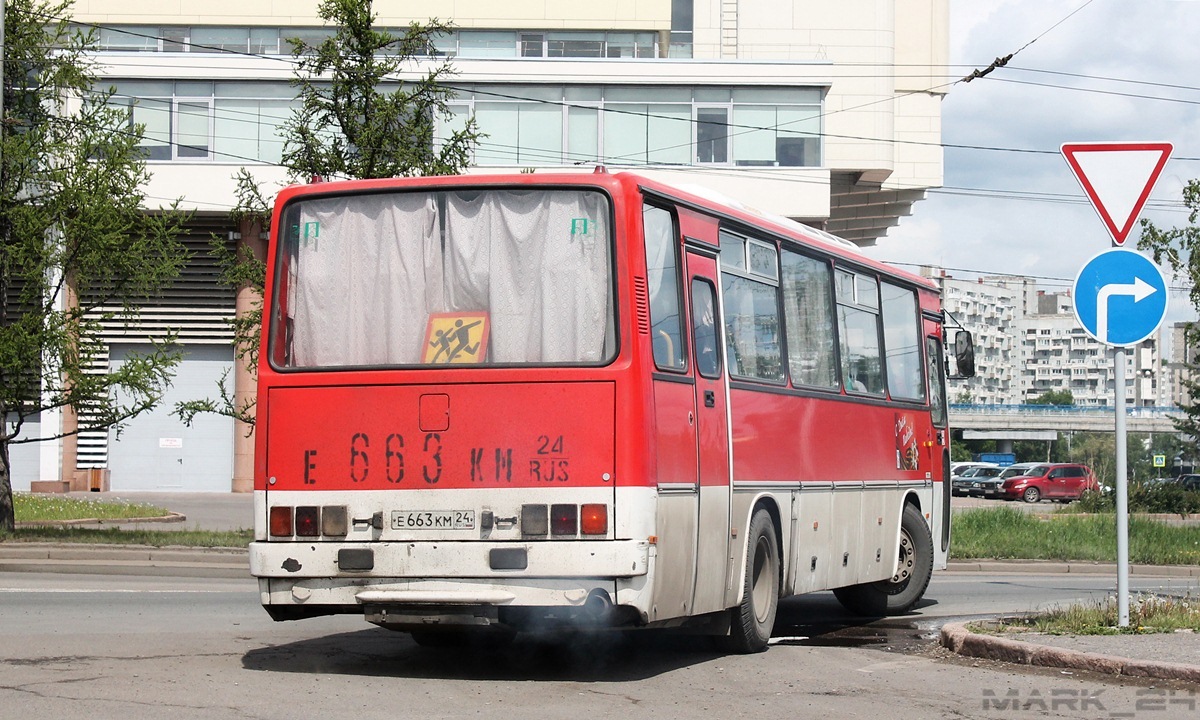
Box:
[1063,142,1174,630]
[1114,347,1130,627]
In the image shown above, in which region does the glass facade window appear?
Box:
[109,81,823,168]
[87,24,672,58]
[111,81,299,163]
[520,33,544,57]
[99,25,158,51]
[175,100,212,158]
[191,27,250,53]
[548,32,605,58]
[249,28,281,55]
[459,31,519,57]
[696,107,729,164]
[161,27,189,52]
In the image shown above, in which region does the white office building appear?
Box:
[15,0,950,492]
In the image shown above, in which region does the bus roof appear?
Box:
[273,170,938,293]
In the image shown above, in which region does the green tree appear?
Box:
[0,0,188,530]
[1064,432,1116,489]
[1029,389,1074,406]
[176,0,479,427]
[1141,179,1200,449]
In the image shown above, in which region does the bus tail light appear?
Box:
[550,504,577,535]
[269,505,349,538]
[269,506,293,537]
[581,504,608,535]
[295,506,320,537]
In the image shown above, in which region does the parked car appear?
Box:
[1178,474,1200,492]
[999,463,1098,503]
[951,465,1002,497]
[951,461,996,476]
[972,462,1038,500]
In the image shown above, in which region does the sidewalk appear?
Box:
[941,622,1200,683]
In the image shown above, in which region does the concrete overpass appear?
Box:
[948,404,1183,435]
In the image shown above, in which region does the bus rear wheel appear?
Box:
[721,508,779,653]
[833,503,933,617]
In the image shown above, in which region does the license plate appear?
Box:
[391,510,476,530]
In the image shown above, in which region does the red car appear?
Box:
[1000,463,1098,503]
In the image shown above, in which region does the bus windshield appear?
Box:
[271,188,615,369]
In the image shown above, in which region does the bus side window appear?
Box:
[691,278,721,379]
[719,230,784,383]
[881,282,925,401]
[643,204,685,371]
[835,270,884,395]
[781,249,837,389]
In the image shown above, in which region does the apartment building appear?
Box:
[928,272,1020,405]
[11,0,951,492]
[1170,321,1196,407]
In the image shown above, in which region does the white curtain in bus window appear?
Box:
[781,250,837,388]
[443,190,611,363]
[836,270,883,394]
[881,282,925,401]
[288,193,443,367]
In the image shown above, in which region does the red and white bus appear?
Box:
[250,170,974,652]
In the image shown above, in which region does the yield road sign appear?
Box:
[1072,248,1168,346]
[1061,142,1173,245]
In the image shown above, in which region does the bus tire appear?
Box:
[832,503,933,617]
[721,508,779,653]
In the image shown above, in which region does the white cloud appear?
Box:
[867,0,1200,325]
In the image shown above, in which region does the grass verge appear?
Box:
[985,594,1200,635]
[0,526,253,547]
[3,492,250,547]
[952,506,1200,565]
[15,492,170,522]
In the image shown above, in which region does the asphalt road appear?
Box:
[3,570,1198,720]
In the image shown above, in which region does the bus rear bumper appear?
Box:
[250,539,650,579]
[252,539,655,627]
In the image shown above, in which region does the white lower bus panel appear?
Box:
[253,539,653,629]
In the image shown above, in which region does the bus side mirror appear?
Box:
[953,330,976,379]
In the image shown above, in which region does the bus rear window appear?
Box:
[271,188,615,369]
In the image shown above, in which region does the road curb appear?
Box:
[15,512,187,528]
[0,543,249,579]
[946,560,1200,577]
[940,621,1200,682]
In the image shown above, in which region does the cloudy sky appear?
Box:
[862,0,1200,323]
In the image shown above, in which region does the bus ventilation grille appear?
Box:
[634,276,651,334]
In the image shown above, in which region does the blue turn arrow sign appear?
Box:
[1072,248,1168,346]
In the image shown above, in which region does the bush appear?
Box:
[1071,482,1200,515]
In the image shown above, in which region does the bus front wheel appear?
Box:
[721,508,779,653]
[833,503,933,617]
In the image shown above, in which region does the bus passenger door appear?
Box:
[687,252,732,616]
